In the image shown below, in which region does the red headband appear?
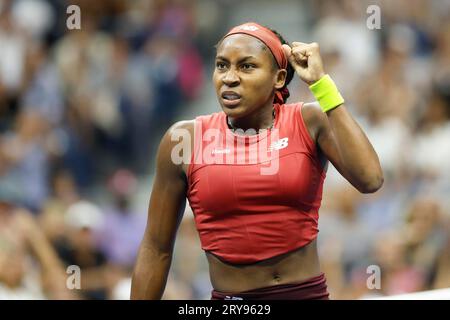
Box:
[223,22,287,70]
[223,22,289,104]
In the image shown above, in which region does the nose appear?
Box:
[222,68,240,87]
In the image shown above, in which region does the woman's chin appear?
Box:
[221,104,247,118]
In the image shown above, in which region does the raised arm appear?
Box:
[283,42,383,193]
[303,102,383,193]
[130,121,192,299]
[12,209,77,299]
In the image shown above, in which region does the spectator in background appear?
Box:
[413,86,450,180]
[433,223,450,289]
[98,169,146,270]
[56,200,109,299]
[371,230,426,296]
[21,41,64,127]
[0,0,29,130]
[39,169,80,246]
[402,196,448,289]
[0,110,50,212]
[0,203,74,299]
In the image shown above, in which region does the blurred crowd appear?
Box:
[311,0,450,298]
[0,0,449,299]
[0,0,205,299]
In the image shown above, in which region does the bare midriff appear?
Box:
[205,238,321,293]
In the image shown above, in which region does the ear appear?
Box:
[274,69,287,90]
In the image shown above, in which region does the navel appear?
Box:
[272,273,282,283]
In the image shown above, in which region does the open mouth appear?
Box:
[221,92,241,101]
[221,91,242,107]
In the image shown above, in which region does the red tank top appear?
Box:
[187,102,326,264]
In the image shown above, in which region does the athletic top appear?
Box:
[186,103,326,264]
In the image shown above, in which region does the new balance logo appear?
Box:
[269,137,289,151]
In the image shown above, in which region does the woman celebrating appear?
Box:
[131,22,383,300]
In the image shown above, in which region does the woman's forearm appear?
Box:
[326,105,383,193]
[27,227,78,299]
[130,244,172,300]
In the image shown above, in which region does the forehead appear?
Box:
[216,34,271,60]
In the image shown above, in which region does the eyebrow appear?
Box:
[215,55,257,63]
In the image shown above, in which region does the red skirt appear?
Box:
[211,273,329,300]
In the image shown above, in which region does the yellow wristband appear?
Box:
[309,74,344,113]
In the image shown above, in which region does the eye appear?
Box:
[241,63,255,70]
[216,61,227,70]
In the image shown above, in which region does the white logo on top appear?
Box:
[240,25,259,31]
[212,148,230,154]
[269,137,289,151]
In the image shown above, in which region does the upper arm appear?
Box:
[143,121,194,254]
[302,101,383,193]
[301,102,348,177]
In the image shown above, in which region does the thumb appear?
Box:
[282,44,302,69]
[282,44,292,59]
[282,43,309,81]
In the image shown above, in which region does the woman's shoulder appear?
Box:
[168,119,195,134]
[163,109,226,140]
[156,120,196,174]
[166,111,224,133]
[158,120,195,156]
[290,101,324,144]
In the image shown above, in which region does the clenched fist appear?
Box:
[282,42,326,85]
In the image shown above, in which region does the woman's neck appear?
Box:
[227,103,275,134]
